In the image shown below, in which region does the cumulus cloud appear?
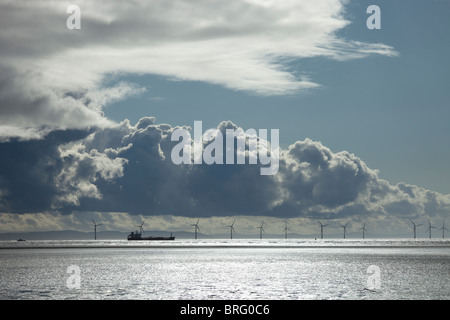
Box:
[53,143,129,208]
[277,139,379,215]
[1,117,448,229]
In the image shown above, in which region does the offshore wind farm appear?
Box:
[1,217,449,300]
[3,217,449,241]
[3,215,450,245]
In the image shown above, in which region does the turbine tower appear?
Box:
[340,223,349,239]
[257,221,265,239]
[439,220,448,239]
[191,219,201,239]
[426,220,436,239]
[137,221,145,235]
[360,222,368,239]
[410,219,422,239]
[283,223,291,239]
[318,221,328,239]
[90,218,103,240]
[227,219,236,239]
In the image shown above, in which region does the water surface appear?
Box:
[1,239,449,299]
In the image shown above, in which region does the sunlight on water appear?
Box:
[0,239,449,299]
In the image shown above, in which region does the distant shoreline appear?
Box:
[2,239,450,250]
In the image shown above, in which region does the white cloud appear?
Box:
[38,0,395,94]
[52,141,129,208]
[0,0,398,139]
[0,65,114,139]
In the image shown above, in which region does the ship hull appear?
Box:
[127,236,175,241]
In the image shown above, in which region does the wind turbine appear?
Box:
[425,220,436,239]
[191,219,201,239]
[90,218,103,240]
[137,221,145,235]
[257,221,265,239]
[227,219,236,239]
[340,223,349,239]
[439,220,448,239]
[318,221,328,239]
[283,223,291,239]
[410,219,422,239]
[360,222,368,239]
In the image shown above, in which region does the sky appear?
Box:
[0,0,449,238]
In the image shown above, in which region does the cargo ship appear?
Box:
[127,231,175,241]
[128,221,175,241]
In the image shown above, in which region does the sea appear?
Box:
[0,239,449,300]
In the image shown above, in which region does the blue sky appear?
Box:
[104,0,450,194]
[0,0,449,236]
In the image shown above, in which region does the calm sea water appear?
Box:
[0,239,449,300]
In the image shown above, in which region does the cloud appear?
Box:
[0,0,398,140]
[0,129,92,212]
[277,139,379,214]
[2,1,444,236]
[1,117,448,233]
[53,143,129,208]
[0,65,115,140]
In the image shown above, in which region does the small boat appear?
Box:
[17,238,26,242]
[127,231,175,241]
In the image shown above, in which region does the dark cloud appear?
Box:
[0,117,449,222]
[275,139,379,217]
[0,129,92,212]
